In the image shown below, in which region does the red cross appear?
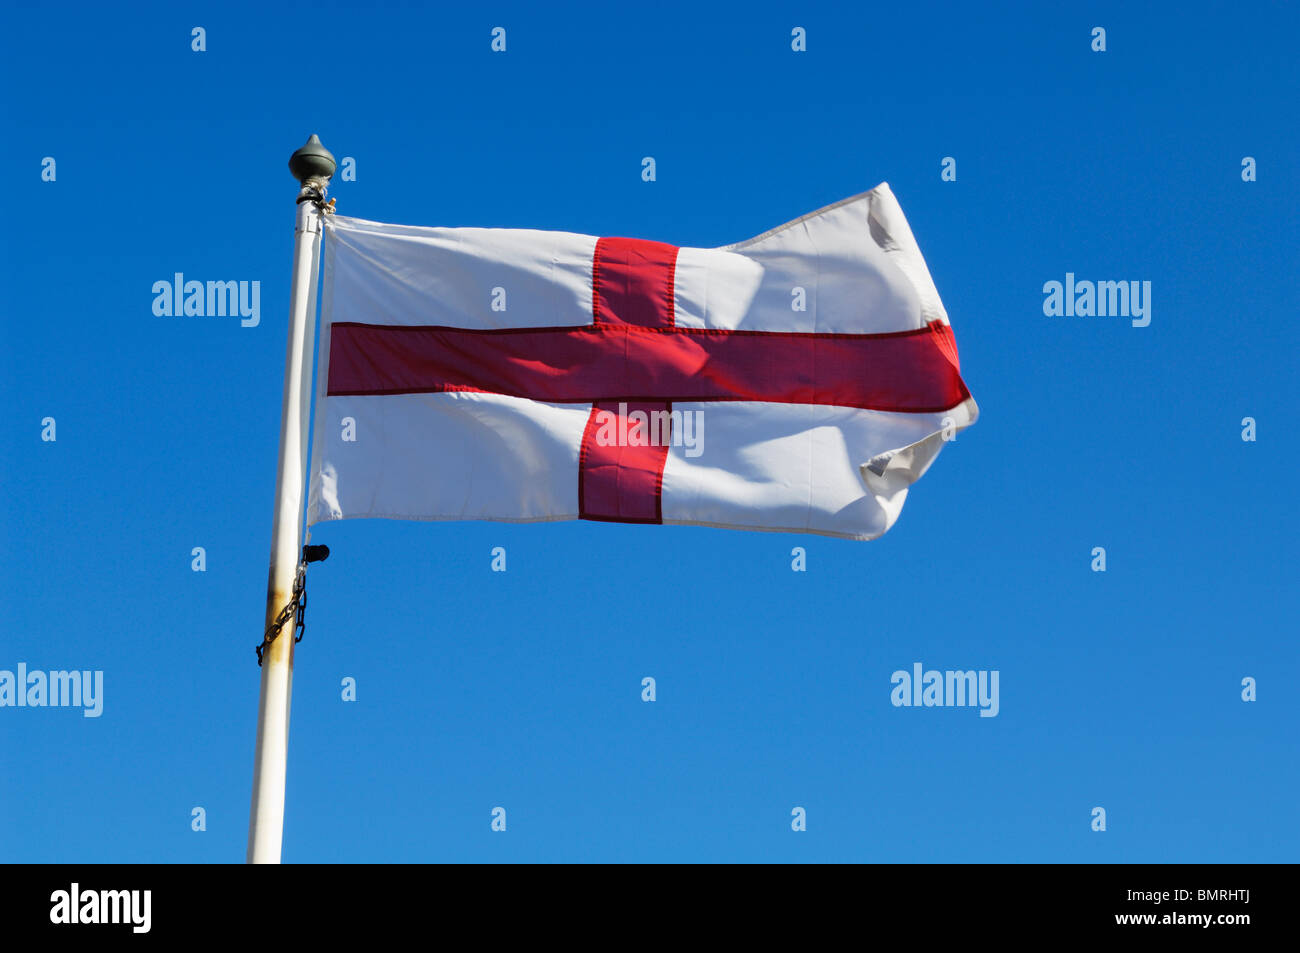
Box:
[327,237,968,524]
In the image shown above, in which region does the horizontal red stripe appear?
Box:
[327,322,969,414]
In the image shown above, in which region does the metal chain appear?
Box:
[256,562,308,666]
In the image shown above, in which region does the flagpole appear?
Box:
[246,135,335,864]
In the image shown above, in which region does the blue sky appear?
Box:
[1,1,1296,862]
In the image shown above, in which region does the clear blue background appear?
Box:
[1,0,1296,862]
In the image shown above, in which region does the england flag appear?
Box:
[306,183,977,540]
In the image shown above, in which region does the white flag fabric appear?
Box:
[306,183,977,540]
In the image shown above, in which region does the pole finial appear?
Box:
[288,134,336,185]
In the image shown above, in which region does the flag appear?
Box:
[306,183,977,540]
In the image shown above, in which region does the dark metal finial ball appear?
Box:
[289,134,336,184]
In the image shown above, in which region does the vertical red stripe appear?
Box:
[592,237,678,327]
[579,401,673,523]
[581,237,678,522]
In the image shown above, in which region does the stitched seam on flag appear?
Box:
[591,241,604,325]
[659,517,882,541]
[583,514,663,525]
[327,321,949,341]
[304,510,882,540]
[655,400,672,522]
[326,388,968,415]
[317,512,584,525]
[664,251,677,328]
[576,405,602,519]
[647,251,678,522]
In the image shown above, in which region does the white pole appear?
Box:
[247,136,334,864]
